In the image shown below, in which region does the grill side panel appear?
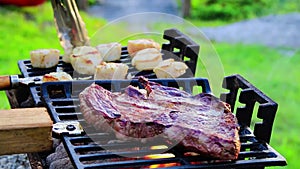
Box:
[220,74,278,144]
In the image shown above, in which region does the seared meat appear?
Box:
[79,77,240,160]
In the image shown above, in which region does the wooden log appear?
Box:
[0,108,53,155]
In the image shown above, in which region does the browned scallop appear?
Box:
[30,49,60,68]
[127,39,160,57]
[153,59,188,78]
[131,48,162,71]
[42,72,73,82]
[94,62,129,80]
[70,46,103,75]
[96,42,122,62]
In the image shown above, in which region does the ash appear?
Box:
[0,154,30,169]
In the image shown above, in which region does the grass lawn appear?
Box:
[214,43,299,169]
[0,2,299,169]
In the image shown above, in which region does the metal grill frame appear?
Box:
[41,76,287,169]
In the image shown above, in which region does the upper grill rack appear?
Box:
[17,28,199,107]
[41,76,286,169]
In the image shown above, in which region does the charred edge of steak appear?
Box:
[164,125,240,160]
[138,76,152,96]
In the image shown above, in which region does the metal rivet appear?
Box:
[34,77,40,81]
[66,124,76,131]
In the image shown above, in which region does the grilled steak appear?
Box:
[79,77,240,160]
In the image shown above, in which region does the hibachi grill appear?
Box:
[2,28,286,169]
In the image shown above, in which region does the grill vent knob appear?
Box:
[66,124,76,131]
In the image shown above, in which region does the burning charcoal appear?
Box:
[52,138,61,149]
[46,152,68,166]
[49,157,74,169]
[55,142,66,153]
[20,96,34,107]
[46,143,69,166]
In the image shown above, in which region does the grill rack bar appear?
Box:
[60,127,286,169]
[41,75,287,169]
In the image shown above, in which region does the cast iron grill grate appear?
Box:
[41,76,287,169]
[17,28,199,107]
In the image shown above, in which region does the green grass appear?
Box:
[185,0,300,21]
[213,43,299,169]
[0,2,299,169]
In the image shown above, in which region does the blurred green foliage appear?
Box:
[88,0,97,5]
[185,0,300,21]
[191,0,269,20]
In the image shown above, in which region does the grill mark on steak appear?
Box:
[79,78,240,160]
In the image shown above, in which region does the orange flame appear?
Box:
[144,153,175,160]
[147,162,180,168]
[149,145,168,150]
[142,145,180,168]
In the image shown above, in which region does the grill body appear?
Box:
[11,28,286,169]
[41,76,287,169]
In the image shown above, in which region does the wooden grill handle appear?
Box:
[0,75,19,90]
[0,75,11,90]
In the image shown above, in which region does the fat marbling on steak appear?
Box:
[79,77,240,160]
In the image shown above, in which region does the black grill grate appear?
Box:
[17,28,199,107]
[41,76,287,169]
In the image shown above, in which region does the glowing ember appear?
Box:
[184,152,200,156]
[143,153,179,168]
[147,163,180,168]
[144,153,175,160]
[150,145,168,150]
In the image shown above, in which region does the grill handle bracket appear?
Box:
[52,121,84,138]
[220,74,277,144]
[0,75,19,90]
